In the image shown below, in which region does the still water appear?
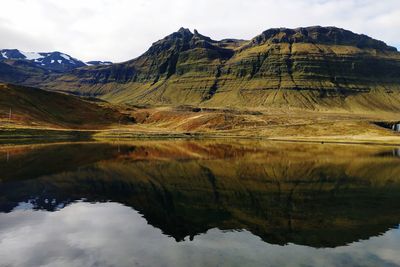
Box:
[0,140,400,267]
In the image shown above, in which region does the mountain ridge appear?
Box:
[0,49,113,72]
[249,26,397,51]
[2,26,400,112]
[0,49,87,72]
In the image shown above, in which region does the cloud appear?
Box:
[0,202,400,267]
[0,0,399,62]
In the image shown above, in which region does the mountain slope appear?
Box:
[9,27,400,111]
[0,60,50,85]
[0,83,125,129]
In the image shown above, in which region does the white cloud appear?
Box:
[0,202,400,267]
[0,0,399,62]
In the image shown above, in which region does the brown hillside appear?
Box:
[0,83,126,129]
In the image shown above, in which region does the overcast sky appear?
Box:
[0,0,399,62]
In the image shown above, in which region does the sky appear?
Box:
[0,0,399,62]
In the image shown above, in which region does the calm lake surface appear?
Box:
[0,140,400,267]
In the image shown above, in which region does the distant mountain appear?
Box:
[0,49,114,86]
[0,49,87,72]
[2,26,400,112]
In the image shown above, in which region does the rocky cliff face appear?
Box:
[15,27,400,110]
[250,26,397,50]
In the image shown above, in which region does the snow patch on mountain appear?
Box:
[20,51,43,60]
[86,61,113,66]
[60,53,71,60]
[0,48,112,72]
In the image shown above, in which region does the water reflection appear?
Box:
[1,202,399,267]
[394,148,400,157]
[0,140,400,266]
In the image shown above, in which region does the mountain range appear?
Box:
[0,49,112,73]
[1,26,400,112]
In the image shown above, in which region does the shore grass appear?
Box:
[0,127,94,143]
[1,106,399,146]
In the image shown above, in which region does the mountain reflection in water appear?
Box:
[0,140,400,267]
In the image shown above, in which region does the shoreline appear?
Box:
[1,127,399,146]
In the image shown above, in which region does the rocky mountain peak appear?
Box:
[145,28,220,57]
[177,27,192,34]
[172,27,193,40]
[145,28,193,55]
[251,26,397,51]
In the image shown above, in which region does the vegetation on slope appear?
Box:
[0,83,128,129]
[35,26,400,112]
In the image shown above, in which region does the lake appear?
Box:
[0,140,400,267]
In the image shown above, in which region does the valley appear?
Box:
[0,82,399,144]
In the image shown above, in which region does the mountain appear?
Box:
[0,49,87,72]
[0,59,50,85]
[0,83,127,129]
[0,49,113,88]
[4,26,400,111]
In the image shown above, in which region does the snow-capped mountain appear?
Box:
[0,49,88,72]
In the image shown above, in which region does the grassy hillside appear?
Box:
[0,83,398,144]
[34,26,400,112]
[92,105,400,145]
[0,83,126,129]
